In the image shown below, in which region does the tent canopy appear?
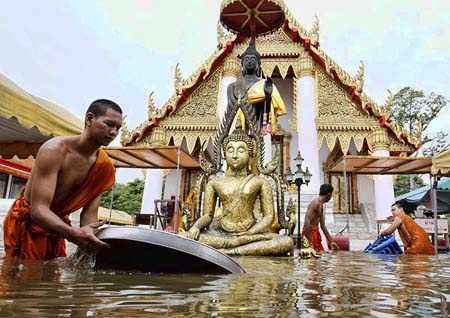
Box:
[431,147,450,176]
[98,206,134,225]
[103,146,200,169]
[0,73,84,159]
[325,155,432,175]
[395,178,450,214]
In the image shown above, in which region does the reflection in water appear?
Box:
[0,251,449,317]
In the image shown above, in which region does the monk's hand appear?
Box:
[70,221,110,252]
[329,241,339,251]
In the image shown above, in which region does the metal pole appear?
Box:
[107,168,117,227]
[297,183,301,247]
[431,175,438,254]
[343,157,350,236]
[173,148,182,234]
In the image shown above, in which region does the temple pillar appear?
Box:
[371,129,395,220]
[140,128,168,214]
[295,55,320,194]
[219,55,240,121]
[140,169,164,214]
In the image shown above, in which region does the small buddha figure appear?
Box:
[181,124,293,256]
[227,40,286,134]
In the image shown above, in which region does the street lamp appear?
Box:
[286,151,312,247]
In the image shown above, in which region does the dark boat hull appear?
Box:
[95,226,246,274]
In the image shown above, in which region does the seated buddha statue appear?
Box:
[180,124,293,256]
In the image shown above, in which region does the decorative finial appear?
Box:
[120,115,129,141]
[310,15,320,42]
[415,118,423,140]
[174,63,183,91]
[355,60,365,91]
[147,91,156,117]
[385,89,393,110]
[217,21,226,44]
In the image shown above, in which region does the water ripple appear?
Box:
[0,251,448,317]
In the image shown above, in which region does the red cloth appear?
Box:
[3,149,115,260]
[397,214,435,255]
[302,226,324,252]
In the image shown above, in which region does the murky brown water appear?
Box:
[0,249,449,318]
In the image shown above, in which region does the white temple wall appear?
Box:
[318,140,330,186]
[164,170,179,200]
[357,176,375,206]
[140,169,164,214]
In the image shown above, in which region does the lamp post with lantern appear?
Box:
[286,151,312,247]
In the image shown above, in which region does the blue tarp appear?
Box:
[395,178,450,214]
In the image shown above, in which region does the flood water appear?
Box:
[0,247,448,318]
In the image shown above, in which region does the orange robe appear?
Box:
[302,226,324,252]
[3,149,115,260]
[398,214,435,255]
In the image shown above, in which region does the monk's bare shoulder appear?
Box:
[37,136,76,157]
[307,198,321,212]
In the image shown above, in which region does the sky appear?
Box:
[1,0,449,183]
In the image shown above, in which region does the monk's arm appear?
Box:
[29,145,74,238]
[319,207,338,250]
[80,195,102,226]
[30,145,107,251]
[303,202,317,241]
[379,217,402,236]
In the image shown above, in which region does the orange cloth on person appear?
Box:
[397,214,435,255]
[3,149,115,260]
[302,226,324,252]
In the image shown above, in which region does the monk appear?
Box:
[3,99,123,260]
[379,202,435,255]
[302,184,339,252]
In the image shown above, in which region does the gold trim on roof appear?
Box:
[125,3,419,151]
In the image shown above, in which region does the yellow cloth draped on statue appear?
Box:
[238,79,286,133]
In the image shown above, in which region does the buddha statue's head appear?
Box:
[223,124,255,172]
[241,40,261,76]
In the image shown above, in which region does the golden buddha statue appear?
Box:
[181,124,294,256]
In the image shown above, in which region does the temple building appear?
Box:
[121,3,420,237]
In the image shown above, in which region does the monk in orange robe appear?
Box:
[302,184,339,252]
[2,99,123,260]
[379,202,435,255]
[302,226,324,252]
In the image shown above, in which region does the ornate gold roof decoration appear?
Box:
[311,44,420,148]
[174,63,184,92]
[354,60,364,92]
[120,115,129,143]
[217,21,234,46]
[414,119,423,141]
[147,91,158,118]
[124,2,419,152]
[308,15,320,45]
[283,7,314,44]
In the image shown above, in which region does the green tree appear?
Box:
[100,178,144,215]
[394,175,426,197]
[392,87,447,142]
[392,87,448,192]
